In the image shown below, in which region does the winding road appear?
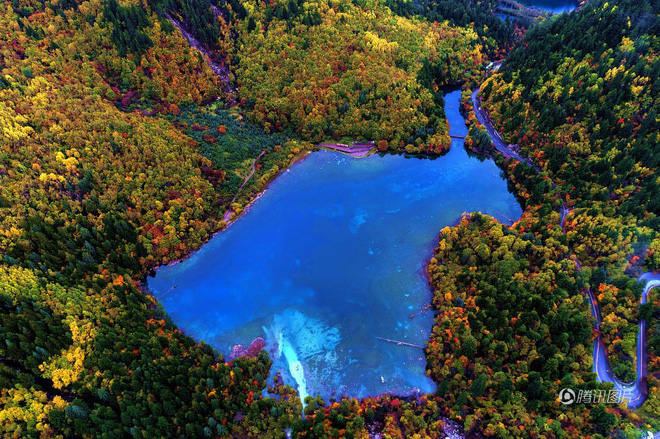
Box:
[471,89,537,169]
[475,86,660,410]
[571,255,660,408]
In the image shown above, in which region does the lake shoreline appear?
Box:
[144,88,521,437]
[154,149,313,270]
[152,139,464,273]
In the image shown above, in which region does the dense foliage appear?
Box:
[386,0,523,58]
[451,0,660,434]
[3,0,660,436]
[233,0,486,153]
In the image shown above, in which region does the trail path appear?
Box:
[223,150,266,222]
[471,89,537,170]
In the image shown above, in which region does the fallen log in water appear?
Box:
[494,210,516,224]
[409,304,431,319]
[376,337,423,349]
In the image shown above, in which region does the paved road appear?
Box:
[562,206,658,409]
[473,86,660,409]
[471,89,535,167]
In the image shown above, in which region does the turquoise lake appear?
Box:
[148,90,522,402]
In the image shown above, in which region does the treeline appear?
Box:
[385,0,523,57]
[0,0,304,436]
[471,0,660,429]
[234,0,485,153]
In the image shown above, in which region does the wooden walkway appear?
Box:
[317,142,374,157]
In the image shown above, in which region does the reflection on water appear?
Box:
[148,90,522,402]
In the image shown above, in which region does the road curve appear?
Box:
[473,85,659,409]
[471,89,535,167]
[573,256,660,409]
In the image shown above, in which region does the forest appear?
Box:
[232,0,488,154]
[385,0,524,58]
[1,0,659,437]
[464,0,660,435]
[478,0,660,385]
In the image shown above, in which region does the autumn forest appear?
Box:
[1,0,660,438]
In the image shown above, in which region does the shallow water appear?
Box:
[148,90,522,401]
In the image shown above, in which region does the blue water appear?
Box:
[524,0,576,13]
[148,90,522,402]
[499,0,576,19]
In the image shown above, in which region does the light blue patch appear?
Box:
[148,90,522,401]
